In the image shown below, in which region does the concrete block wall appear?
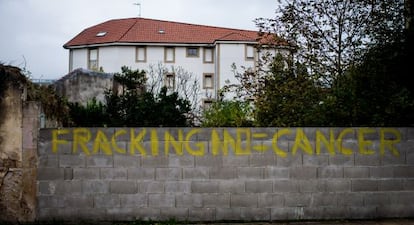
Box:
[37,127,414,222]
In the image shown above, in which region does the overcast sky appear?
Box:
[0,0,277,79]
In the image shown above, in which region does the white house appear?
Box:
[63,17,289,106]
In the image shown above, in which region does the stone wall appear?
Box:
[0,65,38,222]
[37,127,414,222]
[53,68,115,104]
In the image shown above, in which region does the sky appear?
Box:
[0,0,277,80]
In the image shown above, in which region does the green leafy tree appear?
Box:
[255,0,406,84]
[201,100,253,127]
[68,98,108,127]
[254,53,323,126]
[104,66,192,127]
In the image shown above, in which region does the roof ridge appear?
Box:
[108,17,258,33]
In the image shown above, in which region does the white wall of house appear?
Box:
[69,43,259,103]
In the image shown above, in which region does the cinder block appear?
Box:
[351,179,378,192]
[325,179,351,192]
[191,181,219,193]
[348,206,377,219]
[203,193,230,207]
[245,180,272,193]
[113,155,140,168]
[393,166,414,178]
[86,155,113,167]
[169,155,194,167]
[183,167,209,180]
[230,194,257,207]
[54,180,82,195]
[344,167,369,178]
[107,207,137,221]
[389,192,414,205]
[110,180,137,194]
[318,166,343,178]
[120,194,147,207]
[37,181,56,195]
[403,179,414,190]
[195,156,223,167]
[298,180,326,193]
[337,192,364,206]
[218,180,245,194]
[176,194,203,208]
[303,154,329,166]
[270,207,290,220]
[141,156,169,168]
[82,180,109,194]
[276,153,302,167]
[134,208,161,221]
[284,193,311,207]
[59,155,86,168]
[223,156,249,166]
[329,155,354,166]
[238,167,263,179]
[64,168,73,180]
[240,207,270,221]
[37,196,61,208]
[363,193,390,206]
[289,167,317,179]
[94,194,120,208]
[380,151,406,165]
[355,155,380,166]
[379,179,403,191]
[73,168,100,179]
[264,167,289,179]
[188,208,215,221]
[62,195,94,208]
[155,168,182,180]
[273,179,299,193]
[138,181,165,193]
[311,193,337,206]
[127,168,154,180]
[38,155,58,168]
[215,208,241,221]
[37,168,64,180]
[101,168,128,180]
[258,193,284,208]
[148,194,175,207]
[160,208,189,221]
[165,181,191,193]
[210,167,237,179]
[377,204,414,218]
[249,154,276,166]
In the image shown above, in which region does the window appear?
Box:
[164,47,175,63]
[186,47,199,57]
[88,48,99,70]
[164,73,175,89]
[136,46,147,62]
[203,73,214,89]
[203,47,214,63]
[245,44,255,60]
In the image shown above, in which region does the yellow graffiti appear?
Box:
[50,128,402,157]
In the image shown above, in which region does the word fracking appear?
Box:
[51,128,402,157]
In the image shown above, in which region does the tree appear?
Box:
[146,63,201,124]
[255,0,406,85]
[201,100,253,127]
[104,66,192,127]
[254,53,323,126]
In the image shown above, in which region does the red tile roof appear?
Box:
[63,18,262,48]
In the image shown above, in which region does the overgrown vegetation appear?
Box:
[68,66,192,127]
